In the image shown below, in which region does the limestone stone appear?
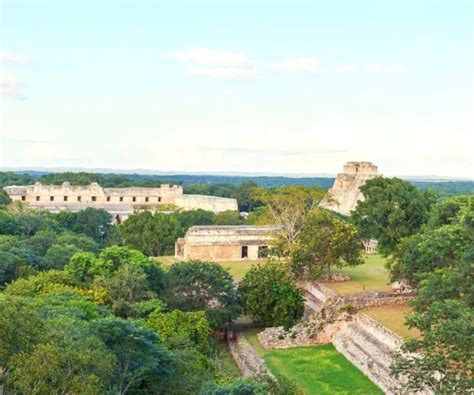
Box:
[4,181,238,220]
[320,161,380,216]
[175,225,278,261]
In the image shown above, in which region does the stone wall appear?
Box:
[319,161,380,216]
[228,333,274,380]
[4,181,238,215]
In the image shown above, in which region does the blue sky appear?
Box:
[1,0,472,177]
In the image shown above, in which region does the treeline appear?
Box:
[350,178,473,393]
[0,201,298,394]
[2,171,472,204]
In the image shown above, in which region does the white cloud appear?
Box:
[276,57,320,73]
[386,64,407,73]
[0,74,22,97]
[168,48,249,66]
[188,67,256,80]
[335,64,359,73]
[0,52,31,64]
[365,64,384,73]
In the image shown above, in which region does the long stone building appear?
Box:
[175,225,279,261]
[320,161,380,216]
[4,182,238,220]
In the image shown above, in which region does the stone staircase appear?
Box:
[333,314,408,394]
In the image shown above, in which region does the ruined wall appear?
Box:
[173,194,238,213]
[175,226,276,261]
[228,333,275,380]
[4,182,237,214]
[320,161,380,216]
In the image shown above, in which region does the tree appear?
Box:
[94,264,155,317]
[3,270,75,298]
[213,210,243,225]
[8,340,115,395]
[254,186,325,256]
[91,317,174,394]
[291,210,363,279]
[351,177,436,255]
[64,251,98,284]
[391,251,473,393]
[163,261,240,328]
[239,260,304,329]
[388,196,473,284]
[147,310,211,354]
[390,197,474,393]
[200,379,268,395]
[119,211,182,256]
[57,208,113,244]
[176,209,214,230]
[43,244,81,269]
[0,296,43,374]
[0,189,12,206]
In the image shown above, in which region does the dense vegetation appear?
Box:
[352,178,473,393]
[0,170,472,393]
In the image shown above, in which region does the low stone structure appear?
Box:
[175,225,278,261]
[4,181,238,220]
[320,161,380,216]
[363,239,378,254]
[258,281,424,394]
[228,333,274,380]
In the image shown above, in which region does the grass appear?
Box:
[157,256,259,281]
[363,305,420,340]
[324,254,392,295]
[241,329,382,395]
[213,340,241,380]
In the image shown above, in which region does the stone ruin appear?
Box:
[257,281,427,394]
[3,181,238,221]
[320,161,380,216]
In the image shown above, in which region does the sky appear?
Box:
[0,0,473,178]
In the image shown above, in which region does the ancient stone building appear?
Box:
[175,225,279,261]
[4,182,238,220]
[320,161,380,216]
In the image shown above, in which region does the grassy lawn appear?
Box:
[157,256,258,281]
[242,330,382,395]
[213,341,241,380]
[363,305,420,340]
[325,254,392,295]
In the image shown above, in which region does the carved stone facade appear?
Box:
[175,225,278,261]
[320,161,380,216]
[4,182,238,220]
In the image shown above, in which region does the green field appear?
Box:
[363,305,420,340]
[213,341,242,380]
[325,254,392,295]
[242,330,382,395]
[158,256,258,281]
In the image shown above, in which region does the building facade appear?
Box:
[4,182,238,220]
[175,225,279,261]
[319,161,380,216]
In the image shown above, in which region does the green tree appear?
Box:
[292,210,363,279]
[239,260,304,329]
[8,340,114,395]
[0,189,12,206]
[147,310,211,353]
[391,250,473,393]
[119,211,182,256]
[56,208,112,244]
[43,244,81,269]
[351,177,436,255]
[254,186,325,256]
[0,296,43,379]
[388,196,473,284]
[3,270,75,298]
[91,317,174,394]
[94,264,155,317]
[163,261,240,329]
[213,210,243,225]
[176,209,214,230]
